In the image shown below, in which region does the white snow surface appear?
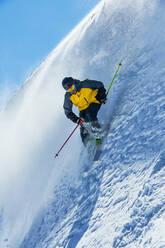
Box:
[0,0,165,247]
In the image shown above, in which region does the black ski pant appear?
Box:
[79,103,101,145]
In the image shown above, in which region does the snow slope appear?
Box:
[0,0,165,247]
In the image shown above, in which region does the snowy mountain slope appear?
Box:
[0,0,165,247]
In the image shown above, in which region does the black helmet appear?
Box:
[62,77,74,90]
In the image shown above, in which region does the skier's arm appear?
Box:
[95,87,107,104]
[63,93,80,123]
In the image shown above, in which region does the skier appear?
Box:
[62,77,107,145]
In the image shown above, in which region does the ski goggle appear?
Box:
[66,84,76,92]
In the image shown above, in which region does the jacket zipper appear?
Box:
[84,97,89,104]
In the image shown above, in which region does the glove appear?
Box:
[96,87,107,104]
[77,118,84,125]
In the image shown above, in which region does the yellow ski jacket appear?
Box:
[70,88,100,111]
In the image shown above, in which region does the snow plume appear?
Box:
[0,0,165,247]
[0,82,17,111]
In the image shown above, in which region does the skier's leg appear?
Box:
[86,103,104,138]
[79,108,92,145]
[86,103,101,122]
[80,125,90,146]
[80,103,103,139]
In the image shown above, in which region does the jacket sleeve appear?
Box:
[63,93,73,116]
[82,79,104,90]
[63,93,79,123]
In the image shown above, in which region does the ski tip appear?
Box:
[119,62,122,66]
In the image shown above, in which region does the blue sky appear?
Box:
[0,0,100,104]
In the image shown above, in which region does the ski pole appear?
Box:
[55,120,84,158]
[106,62,122,97]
